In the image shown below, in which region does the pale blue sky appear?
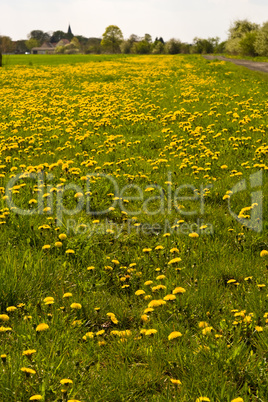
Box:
[2,0,268,42]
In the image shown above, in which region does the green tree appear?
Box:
[25,38,39,51]
[0,36,14,53]
[28,30,51,44]
[51,30,66,43]
[226,19,259,54]
[164,38,182,54]
[254,21,268,56]
[101,25,123,53]
[239,31,258,56]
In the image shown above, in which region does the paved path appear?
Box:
[203,55,268,74]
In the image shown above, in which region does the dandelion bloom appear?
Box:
[36,323,49,332]
[20,367,36,376]
[143,248,152,253]
[0,326,12,332]
[59,233,67,241]
[260,250,268,257]
[231,398,244,402]
[189,232,199,238]
[22,349,36,357]
[163,294,176,301]
[144,281,153,286]
[144,329,157,336]
[148,299,166,308]
[29,395,43,400]
[70,303,82,309]
[63,292,72,298]
[107,313,118,324]
[66,249,75,254]
[60,379,73,385]
[173,287,186,294]
[168,257,182,265]
[0,314,9,322]
[67,400,82,402]
[55,241,63,247]
[170,379,182,385]
[43,297,54,303]
[42,245,51,250]
[135,289,146,296]
[168,331,182,340]
[196,398,210,402]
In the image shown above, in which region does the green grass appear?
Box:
[0,54,267,402]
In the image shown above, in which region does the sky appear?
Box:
[2,0,268,43]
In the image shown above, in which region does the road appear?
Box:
[203,55,268,74]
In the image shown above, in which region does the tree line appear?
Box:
[1,19,268,57]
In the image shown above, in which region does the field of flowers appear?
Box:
[0,54,267,402]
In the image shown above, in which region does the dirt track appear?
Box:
[203,55,268,74]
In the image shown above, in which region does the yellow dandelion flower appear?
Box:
[42,244,51,250]
[22,349,36,357]
[36,323,49,332]
[155,245,164,250]
[66,249,75,254]
[168,257,182,265]
[0,314,9,322]
[135,289,146,296]
[29,396,43,401]
[170,378,182,385]
[260,250,268,257]
[189,232,199,238]
[144,280,153,286]
[231,398,244,402]
[20,367,36,376]
[59,233,67,241]
[148,299,166,308]
[63,292,72,298]
[196,398,210,402]
[55,241,63,247]
[144,329,157,336]
[168,331,182,340]
[60,378,73,385]
[6,306,17,312]
[255,326,263,332]
[173,287,186,294]
[43,297,54,303]
[70,303,82,309]
[87,266,95,270]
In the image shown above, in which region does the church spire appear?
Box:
[67,24,74,40]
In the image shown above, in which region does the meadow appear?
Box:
[0,54,267,402]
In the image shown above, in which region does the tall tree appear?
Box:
[101,25,123,53]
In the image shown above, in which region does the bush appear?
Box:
[254,21,268,56]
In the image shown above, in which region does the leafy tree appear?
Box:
[143,33,152,43]
[0,36,14,53]
[28,30,51,44]
[152,41,164,54]
[254,21,268,56]
[239,31,258,56]
[192,37,214,54]
[165,38,182,54]
[226,19,259,54]
[50,30,66,43]
[25,38,39,51]
[132,40,151,54]
[14,40,29,54]
[101,25,123,53]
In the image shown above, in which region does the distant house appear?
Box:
[31,42,56,55]
[31,39,71,54]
